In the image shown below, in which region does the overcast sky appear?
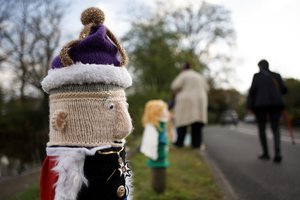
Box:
[215,0,300,92]
[62,0,300,93]
[1,0,295,93]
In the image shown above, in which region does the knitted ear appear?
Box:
[52,110,68,131]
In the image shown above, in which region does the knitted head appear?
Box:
[41,7,132,147]
[142,100,169,128]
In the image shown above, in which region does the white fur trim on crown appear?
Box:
[41,62,132,93]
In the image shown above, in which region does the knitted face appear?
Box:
[49,90,132,147]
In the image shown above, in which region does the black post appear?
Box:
[151,168,166,193]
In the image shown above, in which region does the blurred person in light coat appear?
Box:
[171,62,209,149]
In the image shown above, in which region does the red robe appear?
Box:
[40,156,58,200]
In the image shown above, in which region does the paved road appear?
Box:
[204,123,300,200]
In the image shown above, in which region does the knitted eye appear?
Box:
[107,102,114,110]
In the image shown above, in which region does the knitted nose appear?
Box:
[113,102,132,140]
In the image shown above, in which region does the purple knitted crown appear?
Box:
[41,7,132,93]
[51,25,120,69]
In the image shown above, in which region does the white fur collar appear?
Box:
[47,146,132,200]
[47,146,111,200]
[41,62,132,93]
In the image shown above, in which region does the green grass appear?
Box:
[8,146,222,200]
[130,147,222,200]
[9,185,39,200]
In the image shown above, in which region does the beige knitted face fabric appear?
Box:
[49,89,132,147]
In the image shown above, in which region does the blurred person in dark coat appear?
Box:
[247,59,287,163]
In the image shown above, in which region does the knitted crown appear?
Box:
[41,7,131,93]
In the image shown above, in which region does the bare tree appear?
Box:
[164,1,237,88]
[0,1,14,64]
[164,1,236,62]
[1,0,64,100]
[125,0,236,86]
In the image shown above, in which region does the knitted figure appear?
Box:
[140,100,170,193]
[40,7,132,200]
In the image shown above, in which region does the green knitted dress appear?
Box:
[147,121,170,168]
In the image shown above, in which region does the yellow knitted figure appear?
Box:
[140,100,170,193]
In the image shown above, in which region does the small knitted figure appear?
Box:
[140,100,170,193]
[40,7,132,200]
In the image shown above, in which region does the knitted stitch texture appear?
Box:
[40,7,133,148]
[52,25,120,68]
[48,90,132,147]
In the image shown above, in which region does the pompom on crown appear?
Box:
[81,7,105,26]
[56,7,128,68]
